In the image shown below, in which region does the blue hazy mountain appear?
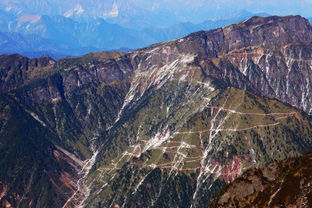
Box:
[144,10,271,43]
[0,30,109,59]
[199,10,271,30]
[0,14,145,49]
[0,31,69,55]
[0,0,182,29]
[0,8,272,57]
[1,0,311,27]
[0,3,276,56]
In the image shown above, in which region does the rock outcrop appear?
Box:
[211,152,312,208]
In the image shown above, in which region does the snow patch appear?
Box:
[197,81,215,91]
[111,54,196,128]
[101,3,119,18]
[64,4,85,17]
[25,110,46,127]
[132,172,151,194]
[143,129,171,152]
[62,149,99,208]
[76,150,99,208]
[17,15,41,23]
[87,104,92,117]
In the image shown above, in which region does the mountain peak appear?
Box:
[17,14,41,23]
[192,15,312,55]
[37,55,56,66]
[64,3,85,18]
[242,15,309,26]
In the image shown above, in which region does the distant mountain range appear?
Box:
[0,0,253,28]
[0,31,101,59]
[0,6,275,59]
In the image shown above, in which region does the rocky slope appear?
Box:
[85,87,312,208]
[211,151,312,208]
[0,15,311,207]
[0,52,132,207]
[0,94,82,207]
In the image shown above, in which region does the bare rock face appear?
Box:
[172,15,312,114]
[106,15,312,116]
[0,54,57,91]
[211,152,312,208]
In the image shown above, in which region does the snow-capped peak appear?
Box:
[64,3,85,18]
[101,2,119,18]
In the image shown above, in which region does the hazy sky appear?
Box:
[160,0,312,20]
[1,0,311,24]
[227,0,312,16]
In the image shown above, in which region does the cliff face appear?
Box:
[129,15,312,114]
[0,15,311,207]
[211,152,312,208]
